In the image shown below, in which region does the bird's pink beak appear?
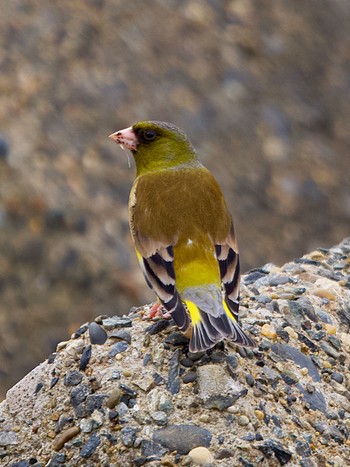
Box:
[108,127,138,151]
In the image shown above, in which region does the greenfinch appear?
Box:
[109,121,255,352]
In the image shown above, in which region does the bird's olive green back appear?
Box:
[129,167,233,257]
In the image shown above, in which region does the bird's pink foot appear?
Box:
[147,301,171,319]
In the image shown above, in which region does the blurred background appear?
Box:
[0,0,349,398]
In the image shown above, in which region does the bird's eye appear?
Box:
[143,129,156,141]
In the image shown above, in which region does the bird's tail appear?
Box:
[185,299,255,353]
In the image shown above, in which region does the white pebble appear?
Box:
[188,446,214,464]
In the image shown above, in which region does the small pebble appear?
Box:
[312,288,336,301]
[245,374,255,387]
[182,371,197,384]
[237,415,250,426]
[53,426,80,451]
[109,329,132,344]
[324,324,336,334]
[88,322,108,345]
[255,410,264,421]
[331,372,344,384]
[64,371,83,387]
[121,427,137,447]
[151,411,168,426]
[284,326,298,339]
[80,433,101,459]
[79,345,92,371]
[261,323,277,340]
[188,446,214,465]
[102,316,132,329]
[109,341,128,357]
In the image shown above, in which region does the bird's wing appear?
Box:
[136,246,190,332]
[215,223,241,320]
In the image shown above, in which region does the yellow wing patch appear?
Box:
[184,300,201,325]
[223,300,237,322]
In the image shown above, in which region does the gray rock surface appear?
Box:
[1,239,350,465]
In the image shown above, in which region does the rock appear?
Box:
[53,426,80,451]
[153,425,212,454]
[0,431,17,446]
[121,427,137,447]
[108,341,128,357]
[140,439,167,457]
[188,446,214,464]
[79,345,92,371]
[64,371,83,387]
[109,329,131,344]
[88,322,107,345]
[257,439,292,465]
[271,344,320,382]
[79,433,101,459]
[167,349,180,395]
[102,316,132,329]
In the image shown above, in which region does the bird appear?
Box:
[109,121,255,352]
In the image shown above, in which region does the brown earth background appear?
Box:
[0,0,349,398]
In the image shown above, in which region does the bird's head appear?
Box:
[109,121,200,176]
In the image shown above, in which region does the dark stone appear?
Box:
[288,298,318,322]
[134,457,159,467]
[167,349,180,395]
[210,350,226,363]
[164,332,190,346]
[120,384,137,398]
[297,333,318,351]
[102,316,132,329]
[73,324,88,338]
[70,384,91,407]
[271,343,320,382]
[296,383,327,412]
[47,353,57,364]
[182,371,197,384]
[153,425,212,454]
[50,377,59,389]
[331,372,344,384]
[45,210,66,230]
[140,439,167,457]
[320,341,340,359]
[243,271,267,284]
[276,328,289,342]
[204,395,235,411]
[328,335,341,350]
[226,355,239,377]
[180,357,194,368]
[34,383,43,394]
[109,329,131,344]
[80,433,101,459]
[216,449,233,459]
[245,374,255,387]
[257,439,292,465]
[109,341,128,357]
[89,322,107,345]
[121,427,137,447]
[281,372,299,385]
[271,415,282,428]
[64,371,83,386]
[145,319,170,335]
[10,462,30,467]
[238,457,255,467]
[79,345,92,371]
[153,373,165,385]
